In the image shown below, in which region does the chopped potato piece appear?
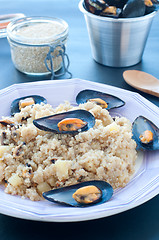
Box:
[37,182,51,193]
[0,146,12,158]
[55,160,71,180]
[8,174,23,187]
[105,122,120,132]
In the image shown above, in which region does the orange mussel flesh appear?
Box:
[88,98,108,109]
[58,118,87,131]
[72,185,102,204]
[139,130,153,144]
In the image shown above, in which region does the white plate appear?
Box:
[0,78,159,222]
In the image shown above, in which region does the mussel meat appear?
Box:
[57,118,88,132]
[132,116,159,150]
[87,98,108,108]
[72,185,102,204]
[10,95,47,116]
[76,89,125,110]
[100,6,122,17]
[33,109,95,134]
[139,130,153,144]
[43,180,113,207]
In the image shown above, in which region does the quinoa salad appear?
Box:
[0,100,137,201]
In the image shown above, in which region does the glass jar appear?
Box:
[7,16,69,77]
[0,13,25,38]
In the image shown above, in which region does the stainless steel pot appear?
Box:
[79,1,157,67]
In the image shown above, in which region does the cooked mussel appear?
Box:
[43,180,113,207]
[0,119,14,126]
[76,89,125,110]
[10,95,47,116]
[84,0,159,18]
[72,185,102,204]
[84,0,122,17]
[105,0,128,8]
[84,0,107,15]
[145,0,159,14]
[100,6,122,17]
[122,0,146,18]
[33,109,95,134]
[132,116,159,150]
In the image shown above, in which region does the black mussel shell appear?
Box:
[33,109,95,134]
[76,89,125,110]
[84,0,158,18]
[10,95,47,116]
[145,0,159,14]
[122,0,146,18]
[132,116,159,150]
[104,0,128,8]
[43,180,113,207]
[84,0,108,15]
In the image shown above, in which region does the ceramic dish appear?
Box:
[0,78,159,222]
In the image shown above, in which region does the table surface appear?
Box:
[0,0,159,239]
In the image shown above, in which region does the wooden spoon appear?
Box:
[123,70,159,97]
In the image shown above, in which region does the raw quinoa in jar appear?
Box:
[7,17,69,75]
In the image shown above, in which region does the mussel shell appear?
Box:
[33,109,95,134]
[76,89,125,110]
[145,0,159,14]
[10,95,47,116]
[84,0,108,15]
[84,0,122,18]
[132,116,159,150]
[43,180,113,207]
[104,0,128,8]
[122,0,146,18]
[145,6,156,14]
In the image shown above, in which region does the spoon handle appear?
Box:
[137,86,159,97]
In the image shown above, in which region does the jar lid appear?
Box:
[7,16,69,46]
[0,13,25,38]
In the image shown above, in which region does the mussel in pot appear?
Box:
[122,0,146,18]
[84,0,108,15]
[100,6,122,17]
[33,109,95,134]
[76,89,125,110]
[10,95,47,116]
[105,0,128,8]
[43,180,113,207]
[84,0,122,17]
[145,0,159,14]
[132,116,159,150]
[84,0,159,18]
